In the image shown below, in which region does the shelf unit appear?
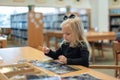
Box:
[80,14,89,30]
[11,13,28,46]
[109,9,120,32]
[43,12,89,31]
[11,12,43,48]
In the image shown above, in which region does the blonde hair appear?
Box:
[61,17,91,54]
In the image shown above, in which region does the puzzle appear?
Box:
[33,60,80,74]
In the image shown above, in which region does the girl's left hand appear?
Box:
[58,55,67,64]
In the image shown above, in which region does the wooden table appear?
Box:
[0,47,51,65]
[0,46,117,80]
[0,37,7,48]
[45,30,116,63]
[86,31,116,41]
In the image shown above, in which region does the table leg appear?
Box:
[91,42,95,64]
[0,40,7,48]
[46,34,50,47]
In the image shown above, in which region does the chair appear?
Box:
[89,41,120,79]
[89,28,104,63]
[0,41,2,48]
[94,40,104,57]
[113,41,120,77]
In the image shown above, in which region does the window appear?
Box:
[0,6,28,28]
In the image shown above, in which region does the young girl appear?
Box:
[43,14,90,67]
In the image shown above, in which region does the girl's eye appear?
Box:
[66,33,70,35]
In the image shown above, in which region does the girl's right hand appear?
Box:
[42,46,50,54]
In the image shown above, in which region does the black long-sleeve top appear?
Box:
[46,41,89,67]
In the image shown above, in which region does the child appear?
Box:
[43,14,91,67]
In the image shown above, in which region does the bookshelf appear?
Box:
[11,12,43,48]
[43,12,90,31]
[11,13,27,46]
[80,14,89,30]
[109,9,120,32]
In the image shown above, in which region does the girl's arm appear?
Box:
[46,47,63,59]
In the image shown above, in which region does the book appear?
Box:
[62,73,100,80]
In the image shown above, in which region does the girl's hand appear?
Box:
[42,46,50,54]
[58,55,67,64]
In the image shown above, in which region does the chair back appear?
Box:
[113,41,120,78]
[113,41,120,65]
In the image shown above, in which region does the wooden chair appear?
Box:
[89,28,104,62]
[113,41,120,77]
[94,40,104,57]
[0,39,7,48]
[0,41,2,48]
[89,41,120,79]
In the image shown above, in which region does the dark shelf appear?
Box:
[109,9,120,32]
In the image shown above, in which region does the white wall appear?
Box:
[91,0,109,32]
[98,0,109,32]
[91,0,98,30]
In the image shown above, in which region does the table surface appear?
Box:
[0,46,117,80]
[45,30,116,41]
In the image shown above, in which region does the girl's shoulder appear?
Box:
[62,41,69,46]
[77,41,87,48]
[60,41,69,47]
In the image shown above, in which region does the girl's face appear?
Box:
[62,24,73,43]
